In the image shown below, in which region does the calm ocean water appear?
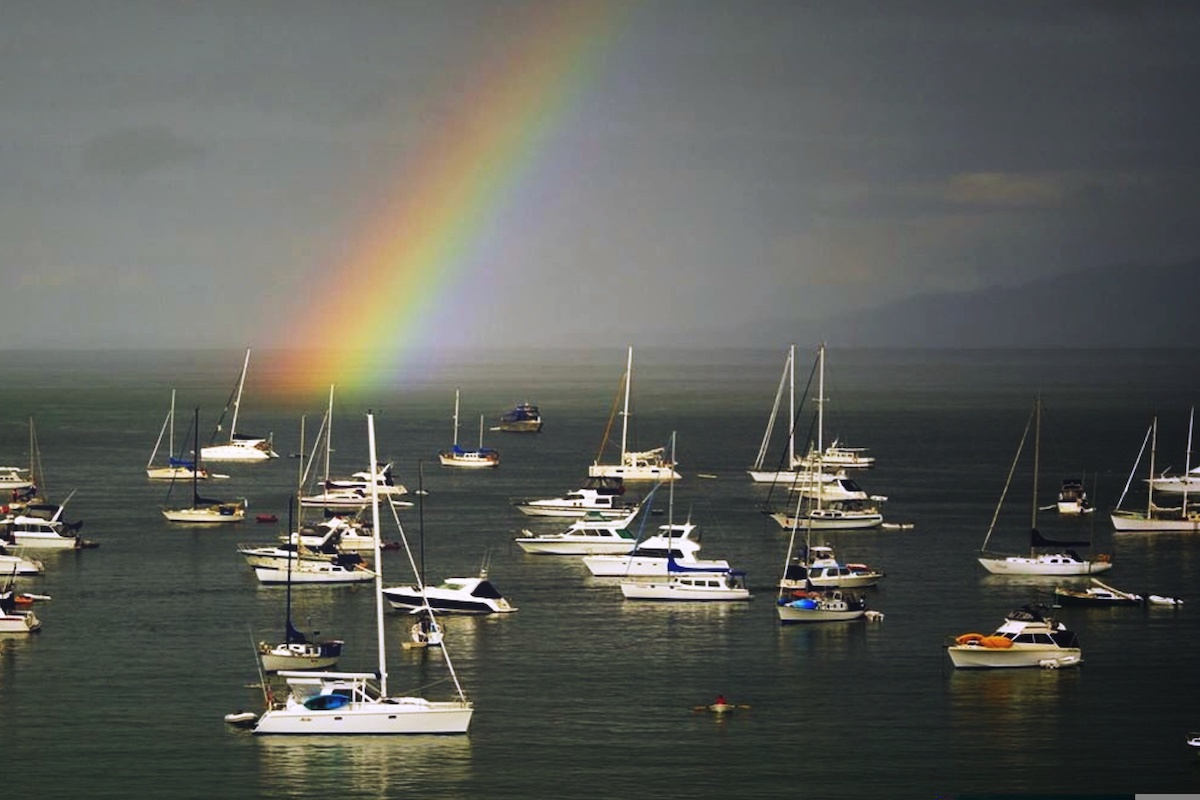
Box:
[2,347,1199,799]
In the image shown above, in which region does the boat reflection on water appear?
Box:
[775,618,874,663]
[255,735,471,796]
[948,668,1077,761]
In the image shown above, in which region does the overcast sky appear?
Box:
[4,1,1198,350]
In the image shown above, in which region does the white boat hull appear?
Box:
[259,649,340,673]
[1111,510,1200,532]
[977,555,1113,575]
[1147,477,1200,494]
[947,643,1082,669]
[162,504,246,524]
[771,511,883,530]
[515,504,633,519]
[9,533,78,550]
[776,604,865,623]
[382,585,516,615]
[0,611,40,633]
[253,697,473,735]
[589,464,680,482]
[620,573,749,601]
[201,441,277,461]
[254,565,375,584]
[0,553,45,575]
[514,538,639,556]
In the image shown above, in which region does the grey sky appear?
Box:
[4,1,1198,350]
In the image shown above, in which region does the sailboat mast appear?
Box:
[169,388,176,462]
[1184,407,1194,510]
[368,413,387,697]
[816,343,826,456]
[228,347,252,441]
[1147,416,1158,518]
[787,344,795,469]
[478,415,485,449]
[323,385,334,491]
[452,388,461,447]
[1031,396,1041,530]
[191,408,201,508]
[620,346,632,461]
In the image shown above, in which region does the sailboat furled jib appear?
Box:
[588,346,680,482]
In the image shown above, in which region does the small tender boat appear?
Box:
[947,604,1082,669]
[224,710,258,727]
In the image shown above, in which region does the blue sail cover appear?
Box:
[168,457,196,468]
[666,555,731,574]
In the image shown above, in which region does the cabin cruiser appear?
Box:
[583,523,730,577]
[382,572,517,615]
[778,545,883,589]
[496,402,543,433]
[514,511,643,555]
[514,487,640,519]
[947,604,1082,669]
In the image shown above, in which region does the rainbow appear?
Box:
[264,1,631,397]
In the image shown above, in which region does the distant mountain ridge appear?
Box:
[736,261,1200,349]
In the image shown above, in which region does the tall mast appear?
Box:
[816,343,826,457]
[787,344,795,469]
[620,346,633,461]
[323,385,334,489]
[230,347,251,442]
[169,388,176,462]
[368,413,387,696]
[191,408,201,508]
[1147,416,1158,518]
[1184,407,1194,511]
[451,388,462,447]
[1031,395,1041,530]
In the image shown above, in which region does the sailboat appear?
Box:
[765,345,883,529]
[1111,410,1200,532]
[257,500,345,672]
[749,344,861,496]
[201,348,278,461]
[162,409,247,524]
[977,397,1113,575]
[250,413,474,735]
[438,388,500,468]
[146,389,221,481]
[589,346,680,482]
